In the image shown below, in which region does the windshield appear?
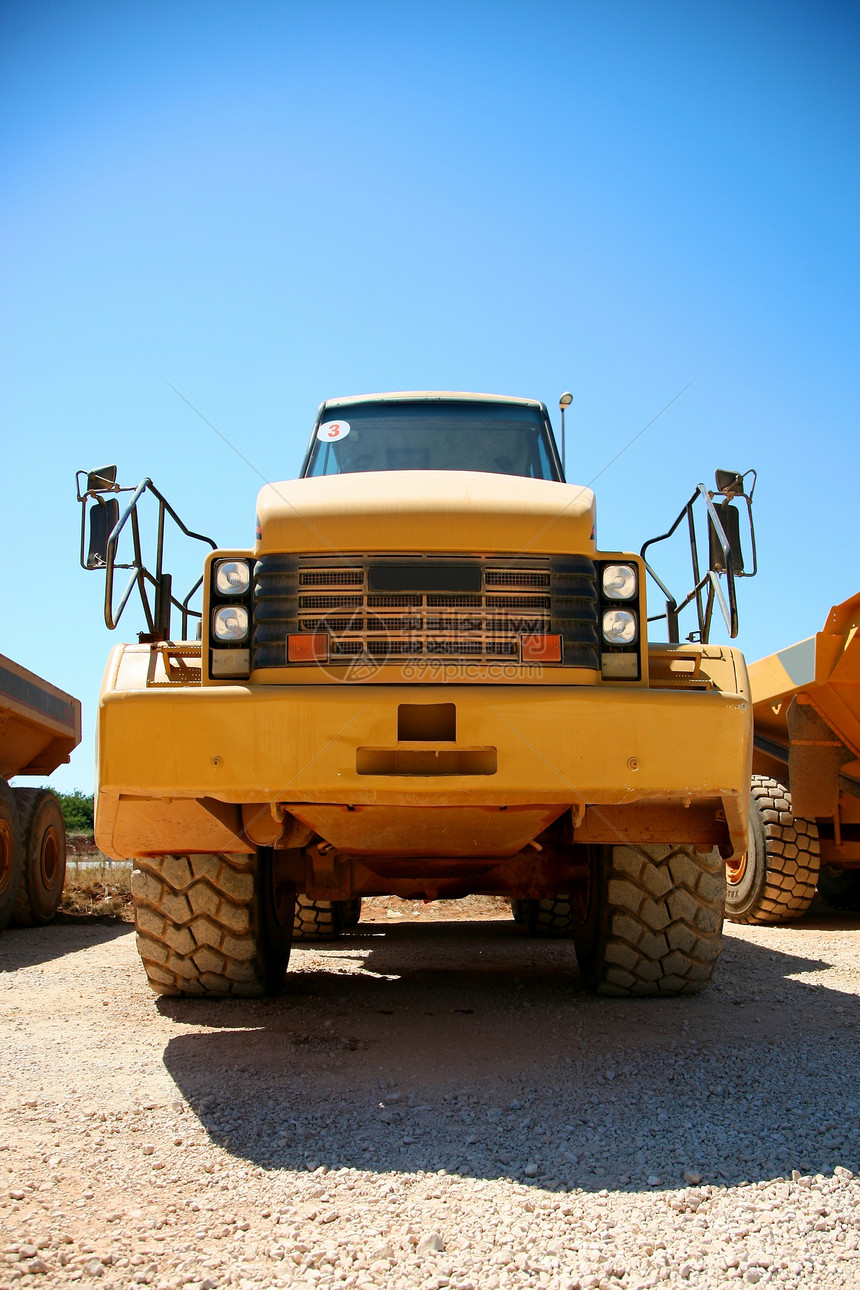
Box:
[303,399,561,480]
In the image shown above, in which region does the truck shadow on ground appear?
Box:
[160,917,860,1194]
[0,919,132,972]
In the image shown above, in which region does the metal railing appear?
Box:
[640,470,757,644]
[76,468,217,641]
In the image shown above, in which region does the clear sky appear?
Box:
[2,0,858,793]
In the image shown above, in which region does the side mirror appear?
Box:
[86,497,119,569]
[87,465,118,493]
[714,468,744,497]
[708,502,744,574]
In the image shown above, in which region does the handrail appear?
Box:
[640,470,756,644]
[77,471,217,640]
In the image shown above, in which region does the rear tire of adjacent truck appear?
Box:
[724,776,819,925]
[132,850,295,997]
[573,843,725,996]
[11,789,66,927]
[0,779,23,934]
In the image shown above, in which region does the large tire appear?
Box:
[293,896,344,941]
[0,779,23,934]
[725,776,819,924]
[817,865,860,911]
[573,843,725,997]
[516,895,577,937]
[11,789,66,926]
[132,850,294,997]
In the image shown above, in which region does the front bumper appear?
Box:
[96,644,752,859]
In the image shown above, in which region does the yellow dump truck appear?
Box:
[0,654,81,932]
[78,391,756,998]
[726,591,860,923]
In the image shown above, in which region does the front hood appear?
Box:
[255,470,596,556]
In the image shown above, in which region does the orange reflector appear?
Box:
[521,633,562,663]
[287,633,328,662]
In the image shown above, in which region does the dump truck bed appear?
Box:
[748,592,860,866]
[0,652,82,779]
[749,592,860,776]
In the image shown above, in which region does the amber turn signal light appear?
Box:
[287,633,329,662]
[521,634,562,663]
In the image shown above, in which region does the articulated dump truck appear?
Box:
[726,591,860,924]
[0,655,81,932]
[78,391,756,998]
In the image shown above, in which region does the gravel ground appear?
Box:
[1,901,860,1290]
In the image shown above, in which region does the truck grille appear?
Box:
[253,555,599,670]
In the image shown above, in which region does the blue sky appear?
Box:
[1,0,858,792]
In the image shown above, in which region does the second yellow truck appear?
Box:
[727,591,860,923]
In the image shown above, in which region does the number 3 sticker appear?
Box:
[317,419,351,442]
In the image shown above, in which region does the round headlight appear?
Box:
[213,605,249,643]
[602,609,637,645]
[602,564,637,600]
[214,559,251,596]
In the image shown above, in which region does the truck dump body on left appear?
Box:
[0,653,81,931]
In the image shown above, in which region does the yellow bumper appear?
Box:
[97,644,751,857]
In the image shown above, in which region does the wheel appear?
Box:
[0,779,23,934]
[817,866,860,911]
[573,843,725,997]
[293,896,344,941]
[510,898,526,924]
[725,776,819,924]
[339,897,362,928]
[132,849,294,997]
[11,789,66,926]
[515,895,576,937]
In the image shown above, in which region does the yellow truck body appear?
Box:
[85,392,753,997]
[726,592,860,922]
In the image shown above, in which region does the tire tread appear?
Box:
[132,852,277,997]
[726,776,819,925]
[578,844,725,997]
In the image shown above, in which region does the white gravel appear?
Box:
[1,906,859,1289]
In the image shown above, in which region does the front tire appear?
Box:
[132,850,294,997]
[573,843,725,996]
[12,789,66,926]
[725,776,819,924]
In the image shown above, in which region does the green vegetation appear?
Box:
[55,789,95,834]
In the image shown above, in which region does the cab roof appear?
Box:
[323,391,544,409]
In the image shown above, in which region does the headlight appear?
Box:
[602,609,637,645]
[214,559,251,596]
[212,606,249,642]
[602,564,637,600]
